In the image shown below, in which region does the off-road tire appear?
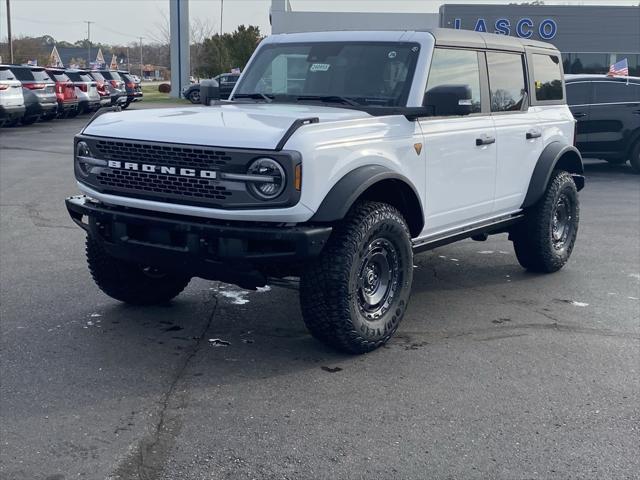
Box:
[86,237,191,305]
[629,142,640,174]
[300,201,413,354]
[512,170,579,273]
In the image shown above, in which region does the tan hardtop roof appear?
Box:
[424,28,558,53]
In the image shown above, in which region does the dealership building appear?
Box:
[270,1,640,76]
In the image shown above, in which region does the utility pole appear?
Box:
[6,0,14,64]
[84,21,93,66]
[138,37,143,79]
[220,0,224,35]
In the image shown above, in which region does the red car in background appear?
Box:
[45,68,79,118]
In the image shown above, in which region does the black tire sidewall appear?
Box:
[545,179,579,262]
[346,216,413,342]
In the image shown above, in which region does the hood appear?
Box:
[83,103,372,150]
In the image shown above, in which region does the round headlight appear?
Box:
[76,141,92,176]
[247,158,286,200]
[76,141,92,158]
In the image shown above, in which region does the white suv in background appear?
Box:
[0,65,26,127]
[66,29,584,354]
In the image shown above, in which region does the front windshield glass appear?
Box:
[234,42,420,107]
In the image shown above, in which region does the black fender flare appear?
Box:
[310,165,424,233]
[521,142,584,209]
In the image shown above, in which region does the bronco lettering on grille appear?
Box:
[107,160,217,179]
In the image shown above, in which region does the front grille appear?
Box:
[96,169,231,200]
[95,139,232,169]
[79,135,301,209]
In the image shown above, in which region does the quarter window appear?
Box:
[593,82,640,104]
[425,48,482,115]
[487,52,527,112]
[532,54,563,101]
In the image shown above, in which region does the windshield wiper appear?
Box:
[233,92,273,103]
[295,95,361,107]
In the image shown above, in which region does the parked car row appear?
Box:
[0,65,143,127]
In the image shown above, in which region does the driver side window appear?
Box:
[425,48,482,116]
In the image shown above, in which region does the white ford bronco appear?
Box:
[66,29,584,353]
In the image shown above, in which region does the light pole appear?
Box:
[220,0,224,35]
[84,21,93,66]
[6,0,14,64]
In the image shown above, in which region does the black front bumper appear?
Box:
[66,196,331,287]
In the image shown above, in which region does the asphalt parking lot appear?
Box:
[1,105,639,480]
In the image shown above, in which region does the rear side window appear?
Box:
[425,48,482,115]
[0,68,16,80]
[50,72,70,82]
[593,81,640,104]
[66,71,81,82]
[90,72,105,81]
[80,74,94,82]
[566,82,592,105]
[487,52,527,112]
[31,70,51,82]
[10,67,35,81]
[532,54,563,101]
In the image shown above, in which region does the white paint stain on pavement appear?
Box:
[478,250,494,254]
[219,290,250,305]
[570,301,589,307]
[218,285,272,304]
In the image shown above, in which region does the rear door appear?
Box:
[588,80,640,158]
[418,47,497,235]
[489,50,545,215]
[566,81,593,153]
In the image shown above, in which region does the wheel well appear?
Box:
[358,179,424,237]
[555,150,583,175]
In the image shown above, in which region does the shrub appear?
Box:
[158,83,171,93]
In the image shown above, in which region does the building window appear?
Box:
[562,52,640,75]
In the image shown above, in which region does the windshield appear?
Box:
[234,42,420,107]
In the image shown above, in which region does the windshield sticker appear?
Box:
[310,63,331,72]
[387,51,397,59]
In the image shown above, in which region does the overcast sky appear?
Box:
[1,0,638,45]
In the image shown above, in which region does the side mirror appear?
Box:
[200,79,221,106]
[423,85,474,116]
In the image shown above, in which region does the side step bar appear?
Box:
[412,214,524,253]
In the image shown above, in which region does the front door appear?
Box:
[588,80,640,159]
[418,47,496,236]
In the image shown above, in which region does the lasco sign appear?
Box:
[453,18,558,40]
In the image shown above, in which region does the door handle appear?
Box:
[573,112,586,118]
[632,110,640,115]
[526,130,542,139]
[476,135,496,146]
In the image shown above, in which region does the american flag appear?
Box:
[608,58,629,77]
